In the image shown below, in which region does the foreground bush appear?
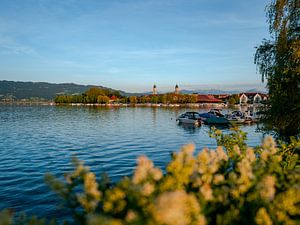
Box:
[1,129,299,225]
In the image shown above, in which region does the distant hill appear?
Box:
[179,88,266,95]
[0,80,127,100]
[0,80,267,101]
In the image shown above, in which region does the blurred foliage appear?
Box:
[1,129,299,225]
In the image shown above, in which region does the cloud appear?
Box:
[0,36,38,55]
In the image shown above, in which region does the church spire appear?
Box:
[175,84,179,94]
[153,84,157,95]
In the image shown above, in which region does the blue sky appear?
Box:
[0,0,270,92]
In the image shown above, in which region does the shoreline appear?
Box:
[0,101,263,109]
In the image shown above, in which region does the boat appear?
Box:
[227,116,245,124]
[199,110,230,125]
[243,110,255,123]
[204,116,230,125]
[208,108,225,117]
[225,111,245,124]
[176,112,202,126]
[225,110,259,124]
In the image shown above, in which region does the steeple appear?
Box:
[153,84,157,95]
[175,84,179,94]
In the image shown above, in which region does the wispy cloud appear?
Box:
[0,36,38,56]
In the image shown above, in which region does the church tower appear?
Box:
[175,84,179,94]
[153,84,157,95]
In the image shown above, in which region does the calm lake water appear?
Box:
[0,105,264,220]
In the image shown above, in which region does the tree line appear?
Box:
[54,87,123,104]
[55,87,200,104]
[129,93,198,104]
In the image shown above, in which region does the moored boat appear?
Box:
[225,110,258,124]
[227,116,245,124]
[204,116,230,125]
[199,110,230,125]
[176,112,202,126]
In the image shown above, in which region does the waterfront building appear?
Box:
[239,93,268,104]
[197,94,222,103]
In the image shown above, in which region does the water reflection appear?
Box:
[206,124,231,131]
[151,107,157,124]
[177,123,201,134]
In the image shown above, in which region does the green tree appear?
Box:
[138,96,149,104]
[228,97,236,105]
[187,94,197,104]
[85,87,106,103]
[129,96,137,104]
[228,94,239,105]
[111,90,122,98]
[151,95,159,104]
[119,97,128,104]
[254,0,300,138]
[160,94,167,104]
[54,95,65,103]
[97,96,110,104]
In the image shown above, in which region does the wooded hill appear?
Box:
[0,80,127,100]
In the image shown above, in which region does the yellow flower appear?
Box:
[181,143,195,157]
[84,172,101,200]
[233,145,241,155]
[126,210,137,222]
[216,146,228,161]
[255,208,273,225]
[153,190,205,225]
[141,182,155,196]
[133,155,153,184]
[151,168,163,181]
[246,148,256,163]
[259,175,276,201]
[262,136,277,154]
[77,172,101,213]
[213,174,224,185]
[103,188,126,213]
[200,183,213,201]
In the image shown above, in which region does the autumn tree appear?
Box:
[97,95,110,104]
[129,96,138,104]
[254,0,300,138]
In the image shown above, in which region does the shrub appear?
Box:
[1,129,299,225]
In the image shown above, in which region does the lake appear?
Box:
[0,105,264,220]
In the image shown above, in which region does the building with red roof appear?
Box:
[197,94,222,103]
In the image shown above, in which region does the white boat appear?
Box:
[227,116,245,124]
[176,112,202,126]
[243,110,254,123]
[226,111,245,124]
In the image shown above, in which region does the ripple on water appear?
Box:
[0,105,264,220]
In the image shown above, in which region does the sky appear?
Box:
[0,0,270,92]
